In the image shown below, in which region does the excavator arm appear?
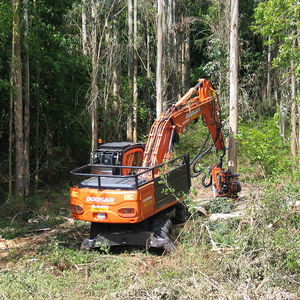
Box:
[143,78,240,199]
[143,79,225,168]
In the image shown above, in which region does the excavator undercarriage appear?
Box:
[82,206,182,252]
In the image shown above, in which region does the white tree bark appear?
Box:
[103,0,112,141]
[266,35,271,99]
[291,70,297,158]
[112,1,121,139]
[126,0,133,141]
[132,0,138,142]
[181,12,185,92]
[112,2,119,98]
[184,22,190,90]
[162,0,167,112]
[228,0,239,173]
[146,17,151,79]
[156,0,163,118]
[82,0,87,55]
[23,0,30,195]
[298,103,300,151]
[91,0,99,151]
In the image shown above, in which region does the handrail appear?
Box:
[70,154,188,178]
[70,154,190,190]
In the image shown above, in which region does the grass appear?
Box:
[0,188,70,239]
[1,178,298,299]
[0,222,298,299]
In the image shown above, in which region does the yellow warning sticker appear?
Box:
[124,194,135,200]
[143,200,153,207]
[71,191,78,197]
[91,205,109,212]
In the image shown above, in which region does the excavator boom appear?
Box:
[143,79,224,168]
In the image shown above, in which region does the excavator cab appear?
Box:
[90,142,145,175]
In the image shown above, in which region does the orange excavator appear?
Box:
[70,79,241,251]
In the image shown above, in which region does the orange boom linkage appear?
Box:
[143,78,224,167]
[70,79,241,251]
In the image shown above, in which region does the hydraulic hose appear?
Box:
[190,127,224,178]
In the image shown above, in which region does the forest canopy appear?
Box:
[0,0,299,200]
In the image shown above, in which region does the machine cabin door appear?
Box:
[122,147,144,175]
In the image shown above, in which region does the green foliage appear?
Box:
[39,237,94,267]
[181,194,198,215]
[205,197,235,214]
[272,227,300,272]
[259,182,300,273]
[0,1,11,54]
[252,0,300,75]
[208,219,239,246]
[237,116,293,176]
[0,188,70,239]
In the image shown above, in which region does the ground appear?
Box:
[0,179,299,299]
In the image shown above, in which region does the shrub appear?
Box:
[237,116,293,176]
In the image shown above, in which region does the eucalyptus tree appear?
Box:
[69,0,106,150]
[23,0,30,195]
[132,0,138,141]
[228,0,239,173]
[11,0,24,198]
[126,0,134,140]
[156,0,163,118]
[253,0,300,157]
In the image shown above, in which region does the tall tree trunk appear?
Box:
[46,123,54,185]
[184,22,190,90]
[266,35,271,99]
[180,13,185,93]
[132,0,138,141]
[156,0,163,118]
[146,17,151,79]
[167,0,173,48]
[290,70,297,158]
[11,0,24,197]
[8,76,13,202]
[166,0,173,102]
[181,15,191,92]
[177,8,184,98]
[171,0,179,100]
[91,0,99,151]
[82,0,87,55]
[127,0,133,140]
[228,0,239,173]
[298,103,300,151]
[298,33,300,153]
[112,1,121,140]
[34,66,40,191]
[23,0,30,195]
[274,69,278,105]
[162,0,167,112]
[103,0,111,142]
[280,100,286,141]
[145,11,152,133]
